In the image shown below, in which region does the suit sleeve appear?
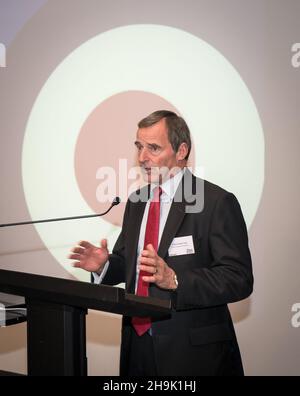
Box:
[174,192,254,310]
[99,200,130,286]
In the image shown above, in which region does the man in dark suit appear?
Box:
[69,110,253,376]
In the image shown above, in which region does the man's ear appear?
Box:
[176,143,189,161]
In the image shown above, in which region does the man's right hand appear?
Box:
[68,239,109,274]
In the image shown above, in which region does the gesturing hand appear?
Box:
[139,244,177,290]
[68,239,109,274]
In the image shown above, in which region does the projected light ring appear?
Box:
[22,24,264,280]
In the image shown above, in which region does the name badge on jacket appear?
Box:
[168,235,195,257]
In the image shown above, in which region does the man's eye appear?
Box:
[149,146,159,152]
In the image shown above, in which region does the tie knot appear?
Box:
[152,186,162,202]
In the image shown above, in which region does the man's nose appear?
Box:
[138,147,149,163]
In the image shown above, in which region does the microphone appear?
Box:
[0,197,121,228]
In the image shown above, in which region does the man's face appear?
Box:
[135,118,181,184]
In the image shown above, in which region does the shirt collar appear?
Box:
[150,168,185,202]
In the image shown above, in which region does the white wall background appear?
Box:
[0,0,299,376]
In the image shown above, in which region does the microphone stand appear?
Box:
[0,197,121,228]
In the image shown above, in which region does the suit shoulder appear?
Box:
[204,180,232,199]
[199,179,239,209]
[201,179,242,215]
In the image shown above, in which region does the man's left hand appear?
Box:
[139,244,177,290]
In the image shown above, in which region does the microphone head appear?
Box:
[112,196,121,206]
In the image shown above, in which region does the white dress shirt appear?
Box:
[93,169,184,290]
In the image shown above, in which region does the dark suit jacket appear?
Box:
[101,171,253,376]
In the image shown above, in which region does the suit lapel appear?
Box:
[157,200,186,260]
[158,169,197,259]
[125,194,148,293]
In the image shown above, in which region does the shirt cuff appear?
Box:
[92,261,110,284]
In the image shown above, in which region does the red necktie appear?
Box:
[132,186,162,336]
